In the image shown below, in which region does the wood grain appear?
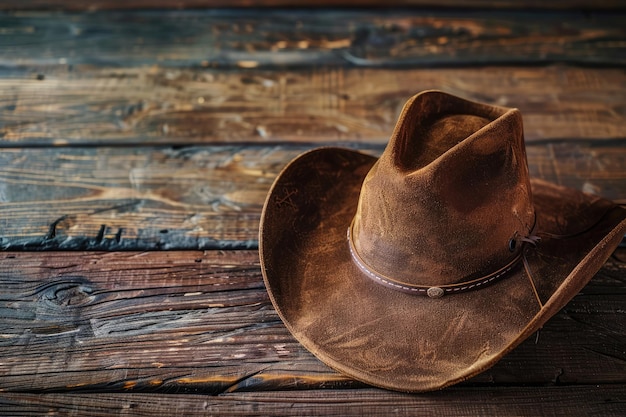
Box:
[1,10,624,69]
[0,142,624,250]
[1,66,624,146]
[1,385,626,417]
[0,251,624,395]
[0,2,624,415]
[2,0,626,11]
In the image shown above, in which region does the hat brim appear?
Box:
[259,147,626,392]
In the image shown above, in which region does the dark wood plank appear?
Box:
[0,251,624,394]
[2,0,624,11]
[1,10,624,70]
[1,385,626,417]
[2,66,625,146]
[0,142,625,250]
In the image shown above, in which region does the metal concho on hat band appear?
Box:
[347,220,524,298]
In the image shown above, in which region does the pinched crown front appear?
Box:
[350,91,535,290]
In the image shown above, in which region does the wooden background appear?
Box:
[0,0,625,415]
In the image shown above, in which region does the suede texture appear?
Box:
[353,92,534,285]
[259,90,626,392]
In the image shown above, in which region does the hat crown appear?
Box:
[352,91,535,286]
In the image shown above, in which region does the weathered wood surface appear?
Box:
[2,66,625,146]
[1,1,625,414]
[2,385,626,417]
[0,251,624,395]
[2,0,625,10]
[0,142,624,250]
[1,10,624,69]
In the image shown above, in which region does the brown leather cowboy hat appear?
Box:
[259,90,626,392]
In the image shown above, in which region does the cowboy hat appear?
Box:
[259,90,626,392]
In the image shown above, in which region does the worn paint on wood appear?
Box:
[0,251,624,394]
[0,142,624,250]
[1,10,624,69]
[1,66,624,146]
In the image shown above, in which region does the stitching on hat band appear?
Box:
[347,224,523,298]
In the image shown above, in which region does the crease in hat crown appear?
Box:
[350,90,536,289]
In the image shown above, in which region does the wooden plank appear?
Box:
[1,66,625,146]
[0,142,625,250]
[1,10,624,69]
[1,385,626,417]
[0,251,624,394]
[2,0,626,11]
